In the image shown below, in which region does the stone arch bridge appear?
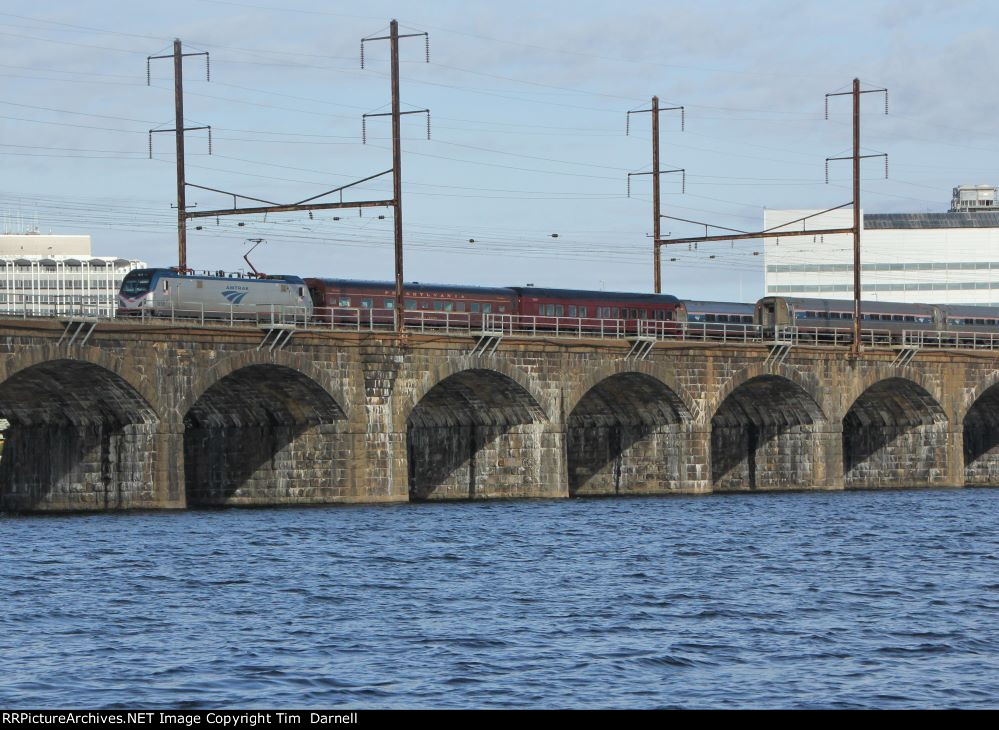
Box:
[1,317,998,512]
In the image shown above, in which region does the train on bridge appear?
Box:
[116,267,999,343]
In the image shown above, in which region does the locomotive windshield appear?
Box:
[120,270,154,296]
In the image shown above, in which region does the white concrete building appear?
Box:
[0,233,146,317]
[764,208,999,305]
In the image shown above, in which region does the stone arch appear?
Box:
[182,359,350,506]
[397,356,552,428]
[0,345,162,419]
[0,356,161,511]
[706,363,829,428]
[839,366,949,424]
[841,376,949,489]
[563,360,697,425]
[404,365,555,501]
[959,373,999,486]
[710,373,831,491]
[566,371,692,496]
[178,349,353,426]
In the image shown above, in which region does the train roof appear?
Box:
[306,278,516,296]
[681,300,756,314]
[759,296,936,315]
[936,304,999,318]
[134,268,306,284]
[510,287,680,303]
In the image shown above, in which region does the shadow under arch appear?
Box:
[964,381,999,485]
[0,358,159,511]
[710,374,827,491]
[406,368,550,500]
[842,376,948,488]
[183,363,348,506]
[567,371,691,496]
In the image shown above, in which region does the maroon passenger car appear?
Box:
[305,278,518,326]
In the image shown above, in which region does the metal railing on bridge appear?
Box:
[7,295,999,352]
[774,325,894,347]
[901,329,999,351]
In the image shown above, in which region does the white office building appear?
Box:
[764,204,999,305]
[0,233,146,317]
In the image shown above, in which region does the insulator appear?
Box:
[824,159,829,184]
[626,175,631,197]
[681,170,686,194]
[360,42,365,69]
[694,242,698,250]
[205,54,211,82]
[362,117,367,144]
[680,107,685,131]
[207,127,213,155]
[148,133,152,159]
[308,211,313,220]
[884,90,888,115]
[625,113,630,136]
[824,95,829,120]
[426,112,431,140]
[884,155,889,179]
[146,59,151,86]
[425,34,430,63]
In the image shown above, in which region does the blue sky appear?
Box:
[1,0,996,301]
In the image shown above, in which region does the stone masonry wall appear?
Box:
[0,318,997,512]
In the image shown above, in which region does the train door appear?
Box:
[760,300,777,327]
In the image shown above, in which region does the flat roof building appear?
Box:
[0,233,145,317]
[764,207,999,305]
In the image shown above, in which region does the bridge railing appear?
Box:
[775,325,894,347]
[639,320,764,343]
[483,314,631,339]
[902,329,999,351]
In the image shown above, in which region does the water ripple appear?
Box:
[2,488,999,708]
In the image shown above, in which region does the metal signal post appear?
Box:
[627,97,684,293]
[826,78,888,357]
[147,39,210,272]
[362,20,431,331]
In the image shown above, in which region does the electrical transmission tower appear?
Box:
[655,77,887,358]
[146,21,430,333]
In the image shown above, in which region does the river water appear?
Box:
[2,488,999,709]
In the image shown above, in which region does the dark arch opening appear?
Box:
[406,369,548,500]
[0,359,158,512]
[183,364,347,506]
[711,375,825,491]
[567,372,689,496]
[842,377,948,488]
[962,383,999,485]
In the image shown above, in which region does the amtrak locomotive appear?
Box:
[118,268,311,318]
